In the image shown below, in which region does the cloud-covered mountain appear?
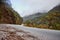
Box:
[23,5,60,30]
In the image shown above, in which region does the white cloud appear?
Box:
[10,0,60,17]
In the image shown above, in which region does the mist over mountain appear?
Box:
[49,4,60,12]
[0,0,11,7]
[23,5,60,30]
[23,12,46,22]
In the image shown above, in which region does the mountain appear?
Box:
[43,4,60,30]
[23,5,60,30]
[50,4,60,11]
[23,13,45,22]
[0,0,23,25]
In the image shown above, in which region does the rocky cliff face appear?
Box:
[0,0,23,25]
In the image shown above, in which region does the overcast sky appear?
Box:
[10,0,60,17]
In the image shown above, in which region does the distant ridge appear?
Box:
[23,12,44,22]
[23,4,60,30]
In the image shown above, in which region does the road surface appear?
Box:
[1,24,60,40]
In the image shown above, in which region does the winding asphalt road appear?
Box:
[1,24,60,40]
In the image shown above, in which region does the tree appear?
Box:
[0,0,23,25]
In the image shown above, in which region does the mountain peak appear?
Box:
[50,4,60,11]
[0,0,11,6]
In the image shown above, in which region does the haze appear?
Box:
[10,0,60,17]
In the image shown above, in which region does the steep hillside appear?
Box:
[23,5,60,30]
[43,5,60,30]
[0,0,23,25]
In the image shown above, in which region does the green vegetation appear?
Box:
[23,5,60,30]
[0,0,23,25]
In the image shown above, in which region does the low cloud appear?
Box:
[11,0,60,17]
